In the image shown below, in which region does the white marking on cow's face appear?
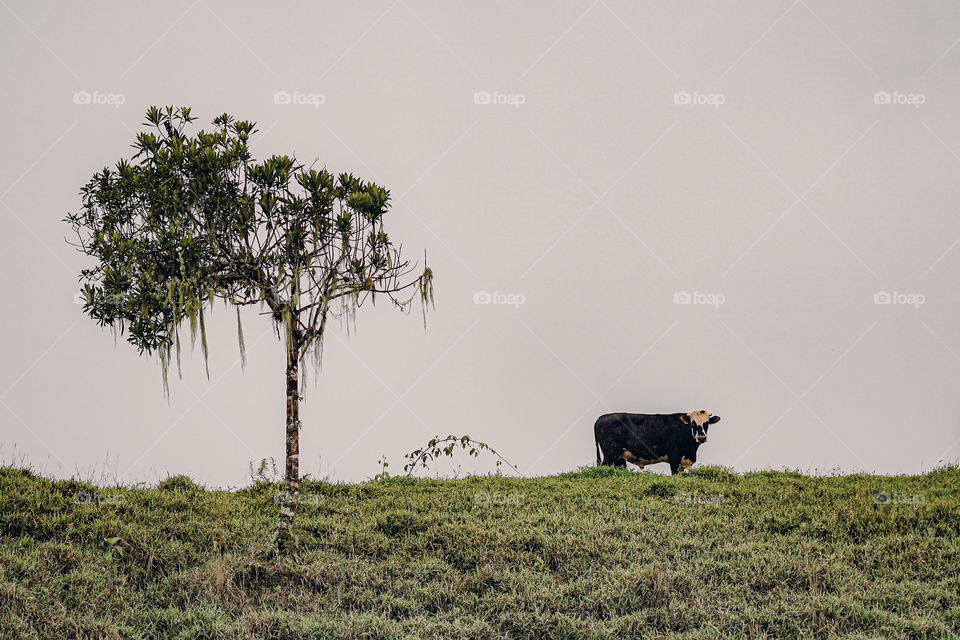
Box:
[684,410,719,443]
[687,410,711,426]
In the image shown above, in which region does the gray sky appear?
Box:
[2,1,960,486]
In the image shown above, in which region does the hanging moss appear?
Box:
[198,306,209,379]
[174,327,182,379]
[236,307,246,372]
[420,265,435,331]
[159,346,170,400]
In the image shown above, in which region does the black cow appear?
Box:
[595,411,721,474]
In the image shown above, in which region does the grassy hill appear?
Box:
[1,465,958,639]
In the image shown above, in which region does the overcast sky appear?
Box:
[2,1,960,486]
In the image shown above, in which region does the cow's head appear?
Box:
[679,410,720,443]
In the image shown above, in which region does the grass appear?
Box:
[1,464,958,639]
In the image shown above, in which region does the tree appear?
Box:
[66,106,434,547]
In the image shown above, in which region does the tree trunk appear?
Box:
[275,333,301,551]
[285,340,300,484]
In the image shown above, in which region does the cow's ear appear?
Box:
[679,414,690,424]
[709,415,721,424]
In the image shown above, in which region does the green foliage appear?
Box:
[102,536,124,561]
[157,474,201,493]
[569,464,635,479]
[400,435,519,477]
[686,465,740,482]
[373,510,430,537]
[248,458,282,486]
[66,106,434,391]
[1,466,959,638]
[374,455,391,481]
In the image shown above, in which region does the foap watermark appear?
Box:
[73,491,126,506]
[473,90,526,108]
[674,290,726,308]
[474,290,526,308]
[874,492,924,506]
[873,290,925,308]
[73,291,125,307]
[274,90,326,108]
[873,90,925,108]
[73,90,126,109]
[673,90,725,108]
[473,491,524,506]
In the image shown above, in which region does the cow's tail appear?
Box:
[594,419,603,465]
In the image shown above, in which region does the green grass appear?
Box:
[1,465,958,639]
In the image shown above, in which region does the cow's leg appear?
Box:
[598,444,617,466]
[669,460,681,475]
